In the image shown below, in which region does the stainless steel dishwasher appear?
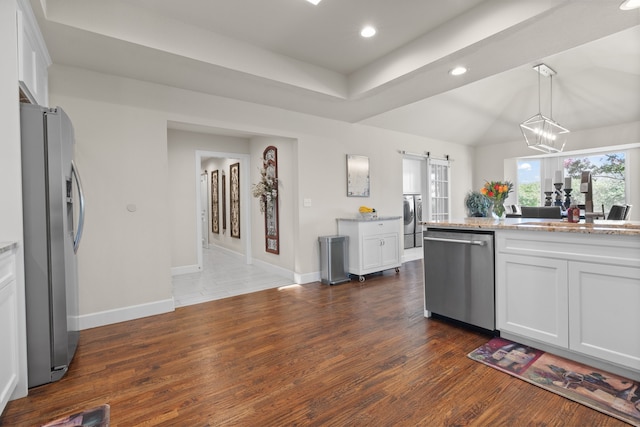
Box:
[423,228,495,331]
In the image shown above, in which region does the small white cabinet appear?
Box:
[337,217,402,281]
[17,0,51,106]
[0,244,19,415]
[496,230,640,373]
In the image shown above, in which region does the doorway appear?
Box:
[195,150,252,270]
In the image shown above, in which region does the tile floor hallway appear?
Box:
[172,245,424,308]
[172,245,295,307]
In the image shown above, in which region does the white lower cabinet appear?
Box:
[497,253,568,347]
[496,230,640,372]
[337,218,401,281]
[0,247,19,415]
[568,262,640,370]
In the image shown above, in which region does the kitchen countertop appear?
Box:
[421,217,640,236]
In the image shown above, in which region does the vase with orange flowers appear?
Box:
[480,180,513,220]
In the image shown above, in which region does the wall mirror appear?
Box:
[347,154,370,197]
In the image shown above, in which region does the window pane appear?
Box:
[517,159,541,207]
[427,160,450,221]
[563,152,625,212]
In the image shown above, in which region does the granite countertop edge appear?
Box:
[337,216,403,222]
[420,218,640,236]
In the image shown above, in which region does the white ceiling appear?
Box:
[32,0,640,146]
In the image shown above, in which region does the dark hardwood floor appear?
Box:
[0,260,628,426]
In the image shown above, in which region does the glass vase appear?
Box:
[491,201,506,220]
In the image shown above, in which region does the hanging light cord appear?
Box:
[550,74,553,119]
[537,69,541,115]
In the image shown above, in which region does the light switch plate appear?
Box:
[303,198,312,207]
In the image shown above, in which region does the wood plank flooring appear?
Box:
[0,260,628,426]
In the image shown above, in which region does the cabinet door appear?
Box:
[380,233,400,268]
[496,253,568,347]
[0,279,19,414]
[362,235,383,270]
[568,262,640,370]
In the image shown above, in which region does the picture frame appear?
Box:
[263,146,279,254]
[347,154,370,197]
[211,170,219,234]
[222,173,226,231]
[230,162,240,238]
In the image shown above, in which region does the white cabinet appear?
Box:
[17,0,51,106]
[568,262,640,370]
[496,230,640,372]
[337,218,401,281]
[0,245,19,415]
[497,253,568,347]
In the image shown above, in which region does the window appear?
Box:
[563,152,626,211]
[516,159,541,207]
[515,150,626,211]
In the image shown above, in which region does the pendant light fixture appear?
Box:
[519,63,569,154]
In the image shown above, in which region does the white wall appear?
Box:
[474,122,640,220]
[249,136,296,272]
[46,93,175,324]
[1,0,28,402]
[48,64,474,326]
[201,157,246,253]
[403,158,422,194]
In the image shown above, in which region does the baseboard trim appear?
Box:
[171,264,201,276]
[295,271,320,284]
[78,298,175,330]
[251,258,294,280]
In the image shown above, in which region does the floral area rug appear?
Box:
[468,337,640,426]
[41,404,110,427]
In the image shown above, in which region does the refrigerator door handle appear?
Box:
[71,160,85,253]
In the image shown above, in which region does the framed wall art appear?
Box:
[230,162,240,238]
[263,146,279,254]
[211,170,219,234]
[347,154,370,197]
[222,173,226,231]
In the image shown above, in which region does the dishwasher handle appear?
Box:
[423,236,486,246]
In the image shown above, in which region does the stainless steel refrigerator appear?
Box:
[20,103,85,388]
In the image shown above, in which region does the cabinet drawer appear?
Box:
[359,220,399,236]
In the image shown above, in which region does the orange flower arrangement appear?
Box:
[480,180,513,219]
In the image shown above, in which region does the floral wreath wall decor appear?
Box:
[252,146,279,254]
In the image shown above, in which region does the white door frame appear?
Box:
[200,171,209,249]
[195,150,252,270]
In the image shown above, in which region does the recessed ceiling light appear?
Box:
[449,66,468,76]
[360,26,376,38]
[306,0,322,5]
[619,0,640,9]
